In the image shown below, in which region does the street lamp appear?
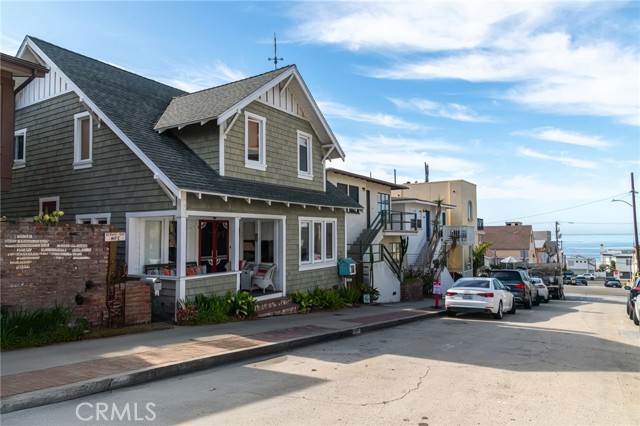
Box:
[611,172,640,279]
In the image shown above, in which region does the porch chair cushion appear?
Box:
[251,263,276,293]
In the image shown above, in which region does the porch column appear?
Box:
[234,217,241,289]
[174,192,187,319]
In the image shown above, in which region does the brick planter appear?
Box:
[401,279,424,302]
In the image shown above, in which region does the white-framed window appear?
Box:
[299,217,337,268]
[13,129,26,168]
[39,196,60,214]
[76,213,111,225]
[73,111,92,169]
[297,130,313,179]
[245,112,266,170]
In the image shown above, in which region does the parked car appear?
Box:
[633,296,640,327]
[583,273,596,280]
[531,277,550,303]
[489,269,539,309]
[445,277,516,319]
[563,271,575,284]
[626,278,640,319]
[574,276,588,286]
[605,279,622,288]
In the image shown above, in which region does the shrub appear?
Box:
[290,290,314,313]
[226,291,256,318]
[0,306,88,350]
[338,285,361,305]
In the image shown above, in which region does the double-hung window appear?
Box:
[74,112,92,169]
[297,131,313,179]
[245,112,266,170]
[14,129,26,168]
[299,217,336,267]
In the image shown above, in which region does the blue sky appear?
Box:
[1,1,639,240]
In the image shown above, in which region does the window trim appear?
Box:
[13,128,27,169]
[73,111,93,170]
[299,217,337,269]
[39,196,60,214]
[297,130,313,180]
[76,213,111,225]
[244,112,266,171]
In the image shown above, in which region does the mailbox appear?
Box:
[338,257,357,276]
[140,277,162,296]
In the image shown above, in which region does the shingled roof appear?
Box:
[23,36,359,211]
[481,225,533,250]
[154,66,293,132]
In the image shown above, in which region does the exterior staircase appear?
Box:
[255,296,300,318]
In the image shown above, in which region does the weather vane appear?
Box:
[268,32,283,69]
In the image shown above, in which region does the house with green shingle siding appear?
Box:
[2,36,361,317]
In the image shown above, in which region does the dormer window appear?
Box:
[14,129,26,169]
[245,112,266,171]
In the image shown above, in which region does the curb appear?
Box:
[0,309,445,414]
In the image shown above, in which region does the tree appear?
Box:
[472,242,492,276]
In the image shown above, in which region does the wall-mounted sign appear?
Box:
[105,232,126,242]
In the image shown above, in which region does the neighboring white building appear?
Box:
[390,197,455,267]
[601,250,634,279]
[566,255,597,275]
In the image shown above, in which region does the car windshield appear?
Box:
[452,280,490,289]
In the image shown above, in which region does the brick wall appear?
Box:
[0,222,150,326]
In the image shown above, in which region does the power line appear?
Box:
[486,191,632,225]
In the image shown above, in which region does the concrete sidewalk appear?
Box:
[0,300,445,414]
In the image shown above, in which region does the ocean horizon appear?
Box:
[561,233,635,260]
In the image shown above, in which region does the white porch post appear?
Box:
[233,217,241,289]
[174,192,187,320]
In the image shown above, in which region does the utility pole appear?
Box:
[631,172,640,278]
[555,221,562,267]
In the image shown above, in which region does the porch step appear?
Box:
[255,296,300,318]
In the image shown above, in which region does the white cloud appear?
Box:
[289,2,639,125]
[390,97,493,123]
[516,127,612,149]
[318,101,420,130]
[331,133,481,184]
[516,147,598,169]
[164,61,246,93]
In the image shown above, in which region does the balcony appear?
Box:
[477,218,484,231]
[442,225,475,245]
[381,211,418,234]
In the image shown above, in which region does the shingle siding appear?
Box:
[2,92,174,232]
[170,122,220,173]
[223,102,324,192]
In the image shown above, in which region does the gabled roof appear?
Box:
[19,36,356,210]
[481,225,533,250]
[155,65,345,161]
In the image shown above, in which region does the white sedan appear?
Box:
[531,277,550,303]
[445,277,516,319]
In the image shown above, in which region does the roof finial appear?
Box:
[268,32,283,69]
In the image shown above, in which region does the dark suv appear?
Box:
[490,269,539,309]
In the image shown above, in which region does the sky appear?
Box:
[1,0,639,241]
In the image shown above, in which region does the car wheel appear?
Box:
[630,308,634,320]
[446,310,457,317]
[524,294,532,309]
[493,302,503,320]
[508,299,517,314]
[627,304,631,315]
[532,292,540,306]
[633,308,639,326]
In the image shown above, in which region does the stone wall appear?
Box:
[400,279,424,302]
[0,222,150,326]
